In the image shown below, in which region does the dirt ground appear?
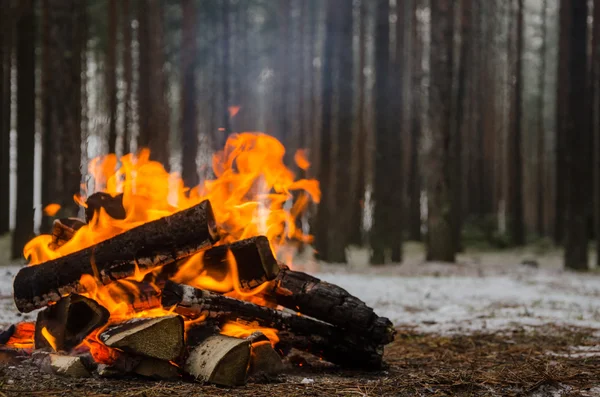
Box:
[0,324,598,397]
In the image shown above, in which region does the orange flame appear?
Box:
[5,322,35,349]
[44,203,61,216]
[41,327,58,351]
[220,321,279,348]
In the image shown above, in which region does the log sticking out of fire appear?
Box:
[34,294,110,352]
[49,218,85,250]
[162,236,280,290]
[162,281,385,369]
[263,266,396,345]
[185,334,251,387]
[13,200,219,313]
[33,352,92,378]
[99,315,185,361]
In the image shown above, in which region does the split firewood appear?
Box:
[262,266,395,345]
[34,294,110,352]
[247,332,285,377]
[32,351,92,378]
[162,282,384,369]
[160,235,280,291]
[13,200,219,312]
[49,218,85,250]
[99,315,184,361]
[134,358,180,380]
[85,192,126,223]
[185,334,251,387]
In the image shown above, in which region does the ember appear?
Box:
[3,133,394,386]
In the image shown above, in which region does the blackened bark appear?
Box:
[426,0,455,262]
[122,0,132,154]
[0,2,12,235]
[107,0,118,154]
[314,0,336,262]
[181,0,199,189]
[564,0,590,270]
[11,0,36,259]
[508,0,525,246]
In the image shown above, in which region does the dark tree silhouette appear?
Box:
[122,0,132,154]
[12,0,36,259]
[107,0,118,154]
[0,1,12,236]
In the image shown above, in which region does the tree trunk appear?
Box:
[181,0,198,190]
[11,0,36,259]
[564,0,590,270]
[426,0,455,262]
[275,0,291,158]
[220,0,231,145]
[593,0,600,267]
[0,1,12,236]
[107,0,118,154]
[349,0,368,246]
[407,0,422,242]
[536,0,548,237]
[314,0,336,262]
[121,0,132,154]
[137,0,170,168]
[328,0,353,263]
[554,0,570,245]
[508,0,525,246]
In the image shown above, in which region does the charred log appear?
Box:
[13,200,219,312]
[162,282,384,369]
[262,266,395,345]
[34,294,110,352]
[49,218,85,250]
[85,192,126,223]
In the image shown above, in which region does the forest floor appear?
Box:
[0,237,598,396]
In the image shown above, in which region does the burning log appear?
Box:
[34,294,110,352]
[263,267,395,345]
[185,334,251,387]
[0,325,15,344]
[49,218,85,250]
[99,315,184,361]
[161,235,280,291]
[134,358,180,380]
[33,352,92,378]
[85,192,126,223]
[13,200,219,312]
[247,332,285,377]
[162,282,384,369]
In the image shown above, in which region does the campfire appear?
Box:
[1,133,395,386]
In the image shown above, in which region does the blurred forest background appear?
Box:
[0,0,599,270]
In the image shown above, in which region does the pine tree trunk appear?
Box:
[564,0,590,270]
[137,0,150,152]
[593,0,600,267]
[536,0,548,237]
[508,0,525,246]
[0,1,12,236]
[12,0,36,259]
[181,0,198,189]
[314,0,337,262]
[426,0,455,262]
[349,0,368,246]
[107,0,118,154]
[276,0,291,163]
[122,0,132,154]
[407,0,422,242]
[220,0,231,145]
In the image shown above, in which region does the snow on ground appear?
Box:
[0,248,598,335]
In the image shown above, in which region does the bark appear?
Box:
[407,0,423,242]
[594,0,600,267]
[314,0,336,261]
[426,0,456,262]
[0,1,12,235]
[107,0,118,154]
[13,200,219,312]
[564,0,591,270]
[262,267,395,345]
[11,0,36,259]
[122,0,132,154]
[220,0,231,143]
[554,0,570,244]
[162,282,386,369]
[536,0,548,237]
[508,0,525,246]
[328,0,354,263]
[275,0,291,155]
[137,0,170,168]
[349,0,368,246]
[181,0,199,189]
